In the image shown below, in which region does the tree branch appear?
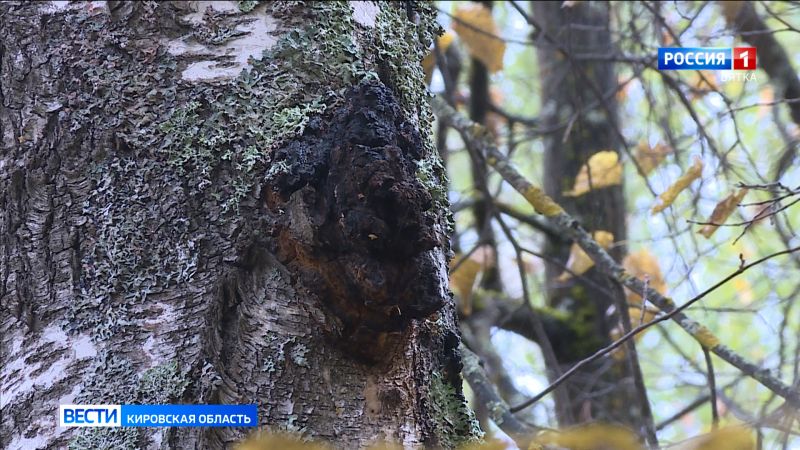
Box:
[432,96,800,410]
[459,343,538,448]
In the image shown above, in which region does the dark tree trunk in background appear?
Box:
[0,1,479,449]
[533,1,644,431]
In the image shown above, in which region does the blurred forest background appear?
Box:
[428,1,800,448]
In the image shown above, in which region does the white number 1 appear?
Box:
[741,51,749,67]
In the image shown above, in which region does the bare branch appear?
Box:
[432,96,800,410]
[460,343,538,448]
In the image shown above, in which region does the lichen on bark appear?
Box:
[1,1,475,448]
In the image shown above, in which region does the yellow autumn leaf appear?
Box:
[661,30,674,47]
[634,141,673,175]
[674,426,755,450]
[689,70,719,98]
[449,246,494,316]
[720,1,745,21]
[458,439,509,450]
[622,249,667,304]
[422,32,455,84]
[611,249,667,358]
[616,75,631,102]
[758,85,774,118]
[652,156,703,214]
[536,423,642,450]
[630,305,659,323]
[698,188,748,238]
[236,433,330,450]
[557,231,614,281]
[563,151,623,197]
[452,4,505,73]
[611,302,662,360]
[734,278,754,305]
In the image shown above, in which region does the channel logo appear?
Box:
[59,405,120,427]
[658,47,756,70]
[59,404,258,427]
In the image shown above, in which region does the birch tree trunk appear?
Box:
[0,1,478,449]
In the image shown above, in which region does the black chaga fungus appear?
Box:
[264,81,446,362]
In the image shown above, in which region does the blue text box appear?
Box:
[658,48,732,70]
[121,404,258,427]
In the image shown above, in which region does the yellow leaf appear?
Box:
[674,426,754,450]
[365,442,404,450]
[422,32,455,84]
[452,5,505,73]
[698,189,748,238]
[661,30,675,46]
[458,439,509,450]
[720,1,745,21]
[758,85,774,118]
[688,70,719,98]
[631,305,659,323]
[634,141,673,175]
[449,246,494,315]
[536,423,643,450]
[652,156,703,214]
[611,302,662,360]
[734,278,753,305]
[236,433,330,450]
[610,249,667,358]
[558,231,614,282]
[622,249,667,304]
[563,151,623,197]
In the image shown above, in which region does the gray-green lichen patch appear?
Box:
[137,361,190,404]
[262,335,311,371]
[158,1,359,210]
[69,360,189,449]
[66,157,198,338]
[416,156,454,238]
[237,1,260,13]
[69,428,139,450]
[370,3,452,240]
[288,341,310,368]
[158,1,447,213]
[428,372,483,448]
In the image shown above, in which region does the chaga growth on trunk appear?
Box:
[264,82,446,362]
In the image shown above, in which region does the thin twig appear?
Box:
[459,343,537,448]
[703,347,719,429]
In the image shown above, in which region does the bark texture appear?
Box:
[0,1,478,449]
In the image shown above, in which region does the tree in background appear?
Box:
[434,1,799,449]
[1,2,478,448]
